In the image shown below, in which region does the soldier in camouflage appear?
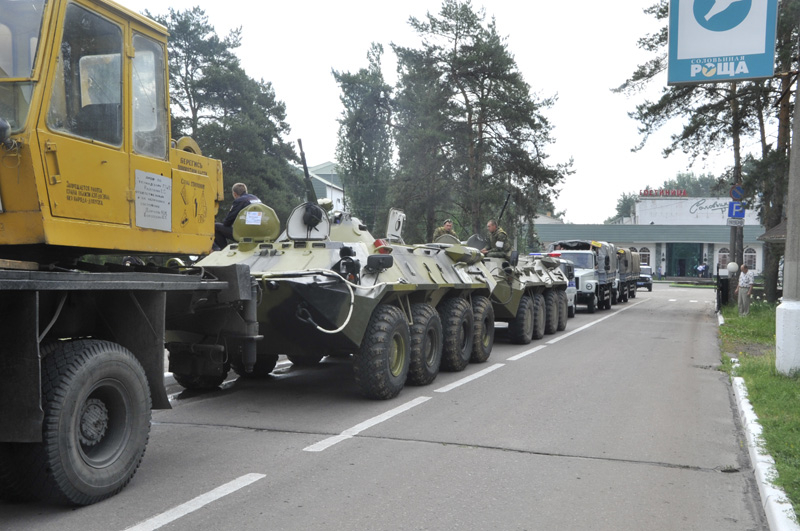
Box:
[432,219,456,240]
[481,219,511,259]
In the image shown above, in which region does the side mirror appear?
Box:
[366,254,393,272]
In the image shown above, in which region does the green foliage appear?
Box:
[387,0,568,242]
[720,301,800,518]
[147,7,303,224]
[333,44,394,233]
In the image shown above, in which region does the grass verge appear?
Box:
[719,300,800,519]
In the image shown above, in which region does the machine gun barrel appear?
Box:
[297,139,318,204]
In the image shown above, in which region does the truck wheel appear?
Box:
[287,353,325,366]
[17,340,151,505]
[471,296,495,363]
[407,303,443,386]
[556,290,568,331]
[439,298,474,371]
[353,304,410,399]
[543,290,559,335]
[587,294,597,314]
[611,289,618,305]
[532,293,546,339]
[508,295,534,345]
[648,285,653,292]
[567,301,575,318]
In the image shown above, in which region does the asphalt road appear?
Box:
[0,284,768,530]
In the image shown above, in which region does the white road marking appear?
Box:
[545,300,646,345]
[124,473,266,531]
[507,345,547,360]
[434,363,505,393]
[303,396,432,452]
[669,299,677,302]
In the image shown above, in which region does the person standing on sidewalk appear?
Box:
[734,264,755,316]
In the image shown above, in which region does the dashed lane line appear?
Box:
[303,396,432,452]
[124,473,266,531]
[434,363,505,393]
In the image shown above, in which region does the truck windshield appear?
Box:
[0,0,47,132]
[558,251,594,270]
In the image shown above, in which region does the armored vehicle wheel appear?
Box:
[532,293,546,340]
[16,340,151,505]
[353,304,410,399]
[439,298,474,371]
[287,353,325,366]
[407,303,443,386]
[231,353,279,378]
[543,290,559,335]
[471,296,495,363]
[587,295,597,314]
[556,290,568,331]
[508,294,534,345]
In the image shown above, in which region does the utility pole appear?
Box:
[776,69,800,375]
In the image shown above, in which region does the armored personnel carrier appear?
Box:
[173,202,498,399]
[461,235,569,344]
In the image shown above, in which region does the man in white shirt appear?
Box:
[734,264,755,316]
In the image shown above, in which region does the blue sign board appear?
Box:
[728,201,745,218]
[668,0,779,85]
[730,185,744,200]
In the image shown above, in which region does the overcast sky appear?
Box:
[127,0,737,223]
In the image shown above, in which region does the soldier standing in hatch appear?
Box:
[432,219,456,240]
[481,219,511,258]
[214,182,261,250]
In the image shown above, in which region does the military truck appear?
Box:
[615,248,641,302]
[547,240,615,313]
[0,0,258,505]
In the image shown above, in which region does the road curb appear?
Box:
[732,376,800,530]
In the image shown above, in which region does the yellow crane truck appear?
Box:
[0,0,259,505]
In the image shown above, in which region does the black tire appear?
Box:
[567,301,575,318]
[471,296,495,363]
[543,290,559,335]
[407,303,443,386]
[648,285,653,292]
[556,290,568,331]
[587,294,597,314]
[508,295,534,344]
[287,352,325,366]
[611,288,618,305]
[439,298,474,371]
[16,340,151,505]
[352,305,410,399]
[532,293,546,340]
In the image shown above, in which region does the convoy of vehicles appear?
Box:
[0,0,657,508]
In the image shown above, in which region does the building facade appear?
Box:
[536,196,764,277]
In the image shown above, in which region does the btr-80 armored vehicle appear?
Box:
[458,235,570,344]
[171,201,498,400]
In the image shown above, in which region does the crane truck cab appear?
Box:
[0,0,223,262]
